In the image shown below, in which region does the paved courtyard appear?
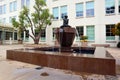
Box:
[0,44,120,80]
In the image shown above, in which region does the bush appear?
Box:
[80,35,88,42]
[117,42,120,48]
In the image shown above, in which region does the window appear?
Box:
[0,4,6,14]
[5,32,13,40]
[105,0,115,15]
[13,1,17,11]
[10,2,13,12]
[0,18,6,23]
[0,31,2,40]
[76,26,84,40]
[52,28,57,40]
[60,6,67,18]
[53,7,59,19]
[0,6,2,14]
[9,16,16,23]
[86,26,95,40]
[14,32,17,40]
[9,17,12,23]
[106,24,115,40]
[10,1,17,12]
[21,0,30,9]
[76,3,83,17]
[86,1,94,17]
[25,30,29,41]
[40,29,46,41]
[119,0,120,13]
[35,29,46,41]
[21,0,25,8]
[26,0,30,8]
[0,18,2,23]
[3,18,6,23]
[20,31,29,41]
[3,4,6,14]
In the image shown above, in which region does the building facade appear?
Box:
[0,0,31,44]
[0,0,120,47]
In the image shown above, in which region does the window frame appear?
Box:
[86,1,94,17]
[76,26,84,41]
[105,0,115,15]
[76,3,84,18]
[52,7,59,20]
[60,5,67,19]
[106,24,115,41]
[86,25,95,41]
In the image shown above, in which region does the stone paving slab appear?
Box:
[0,44,120,80]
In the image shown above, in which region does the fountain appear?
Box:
[7,16,116,75]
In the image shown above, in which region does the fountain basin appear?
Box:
[7,47,115,75]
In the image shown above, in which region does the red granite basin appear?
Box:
[7,47,116,75]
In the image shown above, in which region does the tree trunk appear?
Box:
[34,37,40,44]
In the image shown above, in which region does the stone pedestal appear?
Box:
[55,27,76,52]
[55,27,76,47]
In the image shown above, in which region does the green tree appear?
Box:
[12,0,53,44]
[111,22,120,48]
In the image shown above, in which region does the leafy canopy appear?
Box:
[12,0,53,44]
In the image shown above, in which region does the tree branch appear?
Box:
[26,15,35,37]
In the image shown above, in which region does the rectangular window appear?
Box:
[9,17,12,23]
[106,24,115,40]
[86,1,94,17]
[9,1,17,12]
[3,18,5,23]
[0,6,2,14]
[21,0,30,9]
[26,0,30,8]
[119,0,120,13]
[10,2,13,12]
[21,0,25,8]
[35,29,46,41]
[0,18,2,23]
[0,31,2,40]
[86,25,95,41]
[60,5,67,18]
[5,32,13,40]
[52,28,57,40]
[25,30,29,41]
[13,1,17,11]
[14,32,17,40]
[76,3,83,17]
[3,4,6,14]
[53,7,59,19]
[105,0,115,15]
[76,26,84,40]
[40,29,46,41]
[13,16,17,20]
[9,16,16,23]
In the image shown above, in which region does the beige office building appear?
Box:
[0,0,120,47]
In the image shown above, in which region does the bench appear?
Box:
[91,44,110,48]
